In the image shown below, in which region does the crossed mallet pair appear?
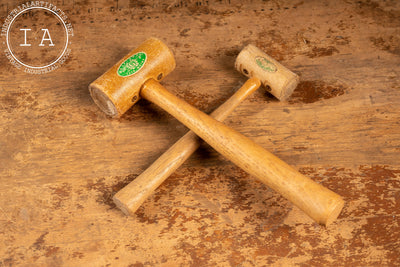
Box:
[89,38,344,226]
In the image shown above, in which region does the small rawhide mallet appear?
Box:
[235,44,299,101]
[89,38,344,226]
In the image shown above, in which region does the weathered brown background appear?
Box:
[1,0,399,266]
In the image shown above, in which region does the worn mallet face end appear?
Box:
[234,44,300,101]
[89,85,119,117]
[279,74,300,102]
[88,37,176,117]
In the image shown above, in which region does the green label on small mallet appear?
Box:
[255,56,277,73]
[117,52,147,77]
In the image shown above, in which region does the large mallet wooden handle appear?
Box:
[89,38,344,225]
[113,77,261,216]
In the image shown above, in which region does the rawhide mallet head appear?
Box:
[89,38,176,118]
[235,44,300,101]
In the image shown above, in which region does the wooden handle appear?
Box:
[139,79,344,226]
[113,78,262,215]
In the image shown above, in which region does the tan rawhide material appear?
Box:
[89,38,344,226]
[235,44,300,101]
[89,38,176,117]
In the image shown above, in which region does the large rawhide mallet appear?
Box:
[89,38,344,225]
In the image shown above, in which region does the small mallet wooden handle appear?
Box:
[113,78,261,215]
[140,79,344,226]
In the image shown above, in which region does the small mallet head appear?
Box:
[235,44,299,101]
[89,38,176,117]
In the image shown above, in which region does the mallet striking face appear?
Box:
[89,38,344,226]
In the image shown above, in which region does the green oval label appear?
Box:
[117,52,147,77]
[255,56,277,73]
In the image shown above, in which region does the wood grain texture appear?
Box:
[141,79,344,225]
[113,77,261,216]
[1,0,399,266]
